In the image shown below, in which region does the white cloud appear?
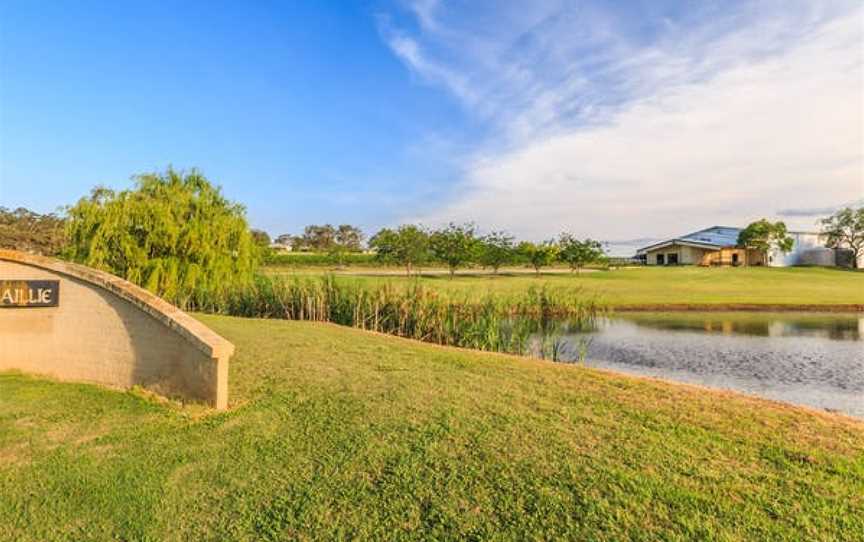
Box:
[404,0,440,32]
[382,1,864,244]
[382,32,480,106]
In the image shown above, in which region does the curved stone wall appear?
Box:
[0,250,233,409]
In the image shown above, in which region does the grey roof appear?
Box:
[680,226,741,246]
[637,226,741,254]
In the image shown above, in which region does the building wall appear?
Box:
[767,232,833,267]
[644,247,671,265]
[796,248,836,266]
[644,244,775,266]
[700,248,765,266]
[681,245,711,264]
[0,254,232,408]
[644,245,712,265]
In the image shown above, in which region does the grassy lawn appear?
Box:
[2,315,862,540]
[266,265,864,308]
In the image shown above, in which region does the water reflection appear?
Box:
[548,312,864,417]
[617,312,863,341]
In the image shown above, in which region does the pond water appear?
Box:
[552,312,864,417]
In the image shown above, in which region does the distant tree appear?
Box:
[291,236,308,252]
[429,223,478,278]
[737,219,794,264]
[368,225,430,276]
[64,168,258,308]
[335,224,364,252]
[319,225,365,267]
[0,206,66,256]
[477,230,516,274]
[300,224,337,252]
[820,206,864,268]
[250,229,271,247]
[518,241,559,276]
[558,234,605,273]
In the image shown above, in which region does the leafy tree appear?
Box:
[477,230,515,274]
[295,224,363,253]
[737,219,794,264]
[820,206,864,268]
[250,229,273,264]
[335,224,364,252]
[325,225,366,267]
[0,206,66,256]
[368,225,430,276]
[290,235,308,252]
[429,223,478,278]
[558,234,605,273]
[64,168,259,308]
[250,229,271,247]
[518,241,559,275]
[299,224,337,252]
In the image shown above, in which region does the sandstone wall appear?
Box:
[0,251,232,409]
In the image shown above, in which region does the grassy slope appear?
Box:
[2,315,862,540]
[266,266,864,307]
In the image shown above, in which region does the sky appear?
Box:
[1,0,862,254]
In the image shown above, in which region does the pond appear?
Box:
[550,312,864,417]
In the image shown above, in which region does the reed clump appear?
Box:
[206,275,604,357]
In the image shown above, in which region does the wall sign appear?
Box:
[0,280,60,308]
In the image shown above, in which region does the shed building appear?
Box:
[636,226,837,267]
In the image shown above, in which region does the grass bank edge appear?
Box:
[222,315,864,421]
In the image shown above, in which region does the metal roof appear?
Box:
[637,226,741,254]
[680,226,741,246]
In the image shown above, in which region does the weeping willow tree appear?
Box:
[65,168,259,309]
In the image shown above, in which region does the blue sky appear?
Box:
[1,1,861,250]
[0,1,475,233]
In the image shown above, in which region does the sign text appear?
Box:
[0,280,60,308]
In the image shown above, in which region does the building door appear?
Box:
[656,254,665,265]
[732,253,739,266]
[667,253,678,265]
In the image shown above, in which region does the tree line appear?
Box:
[266,222,607,274]
[269,215,864,274]
[0,206,66,256]
[264,224,365,253]
[368,223,606,276]
[270,224,365,266]
[1,167,862,306]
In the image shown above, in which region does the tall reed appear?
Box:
[197,275,604,358]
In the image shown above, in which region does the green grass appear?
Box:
[265,265,864,308]
[2,315,862,540]
[266,252,378,267]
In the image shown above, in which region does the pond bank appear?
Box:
[613,303,864,312]
[554,312,864,417]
